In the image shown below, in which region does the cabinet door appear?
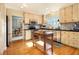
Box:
[25,30,31,40]
[67,32,74,46]
[67,32,79,48]
[65,32,71,44]
[72,32,79,48]
[56,31,61,41]
[72,4,78,22]
[31,15,42,24]
[61,31,79,48]
[36,16,42,24]
[25,18,30,24]
[61,31,68,44]
[78,4,79,21]
[61,32,73,46]
[59,9,65,23]
[24,14,30,24]
[65,5,73,22]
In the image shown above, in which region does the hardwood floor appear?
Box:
[3,40,44,55]
[3,40,79,55]
[53,42,79,55]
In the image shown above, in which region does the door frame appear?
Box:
[6,16,9,47]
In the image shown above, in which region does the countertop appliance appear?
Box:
[29,21,40,30]
[73,23,79,31]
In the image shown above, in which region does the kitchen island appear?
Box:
[24,28,79,53]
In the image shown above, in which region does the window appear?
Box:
[47,16,60,29]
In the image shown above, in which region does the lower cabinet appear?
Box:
[53,31,61,42]
[61,31,69,44]
[61,31,79,48]
[25,30,31,40]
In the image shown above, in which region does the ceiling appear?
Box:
[5,3,73,15]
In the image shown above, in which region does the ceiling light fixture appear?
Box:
[21,3,28,8]
[46,8,49,10]
[23,4,28,7]
[21,6,23,8]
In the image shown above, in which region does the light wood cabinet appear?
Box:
[65,5,73,22]
[25,30,31,40]
[24,14,30,24]
[61,31,69,44]
[72,4,78,22]
[59,8,65,23]
[61,31,79,48]
[24,17,30,24]
[35,15,43,24]
[71,32,79,48]
[78,4,79,21]
[54,31,61,41]
[59,4,79,23]
[59,5,73,23]
[24,13,43,24]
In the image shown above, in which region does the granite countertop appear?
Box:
[24,28,79,32]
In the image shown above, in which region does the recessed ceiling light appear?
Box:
[21,6,23,8]
[46,8,49,10]
[23,4,28,7]
[20,3,28,8]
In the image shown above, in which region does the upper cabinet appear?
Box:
[34,15,43,24]
[72,4,79,22]
[24,13,30,24]
[65,5,73,22]
[24,13,43,24]
[59,4,79,23]
[59,5,73,23]
[59,8,65,23]
[78,4,79,21]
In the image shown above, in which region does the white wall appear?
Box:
[0,4,6,54]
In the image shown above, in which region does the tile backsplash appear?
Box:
[61,23,74,30]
